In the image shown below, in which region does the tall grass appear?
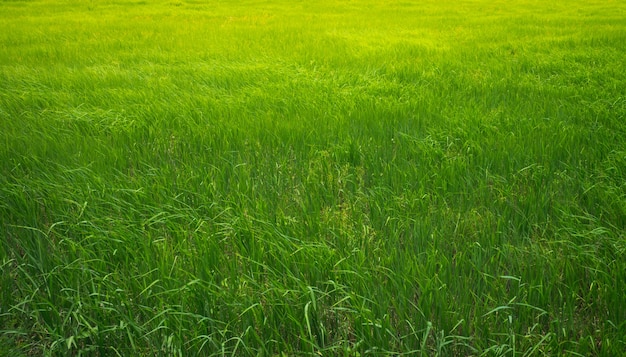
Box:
[1,0,625,355]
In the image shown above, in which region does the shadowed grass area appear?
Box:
[1,0,625,355]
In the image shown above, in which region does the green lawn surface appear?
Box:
[1,0,625,355]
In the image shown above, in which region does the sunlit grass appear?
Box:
[1,0,625,355]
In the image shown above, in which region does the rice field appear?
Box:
[1,0,625,355]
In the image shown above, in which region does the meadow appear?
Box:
[1,0,625,355]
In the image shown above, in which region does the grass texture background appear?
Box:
[1,0,625,355]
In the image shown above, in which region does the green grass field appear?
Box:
[1,0,625,355]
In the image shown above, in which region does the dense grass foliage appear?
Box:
[1,0,625,355]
